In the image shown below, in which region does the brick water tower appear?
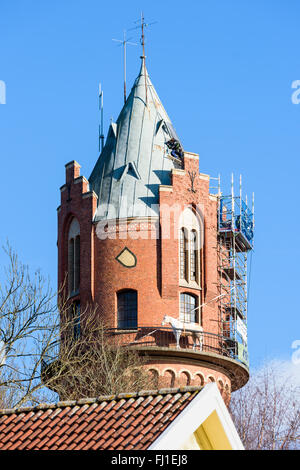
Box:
[56,55,254,405]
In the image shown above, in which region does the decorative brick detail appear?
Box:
[58,161,97,305]
[65,160,81,183]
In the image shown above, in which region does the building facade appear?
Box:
[56,58,253,404]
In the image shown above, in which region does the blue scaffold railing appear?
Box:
[219,196,254,249]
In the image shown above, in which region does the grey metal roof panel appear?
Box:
[89,59,183,221]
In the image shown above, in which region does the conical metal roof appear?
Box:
[89,59,183,221]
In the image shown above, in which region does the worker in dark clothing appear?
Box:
[166,138,184,160]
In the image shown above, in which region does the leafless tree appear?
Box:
[42,308,155,401]
[0,243,61,408]
[0,244,154,408]
[230,362,300,450]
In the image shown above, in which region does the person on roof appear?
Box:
[166,138,184,160]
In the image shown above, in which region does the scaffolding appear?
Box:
[215,174,254,368]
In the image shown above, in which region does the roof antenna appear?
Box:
[112,30,137,104]
[140,12,146,61]
[98,83,104,153]
[129,12,157,105]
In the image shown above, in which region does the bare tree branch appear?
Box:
[230,362,300,450]
[41,307,155,401]
[0,243,154,408]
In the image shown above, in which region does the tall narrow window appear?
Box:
[117,290,138,329]
[68,238,74,294]
[68,218,80,296]
[74,235,80,292]
[180,293,197,323]
[180,228,188,281]
[190,230,198,282]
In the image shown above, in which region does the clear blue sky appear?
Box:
[0,0,299,371]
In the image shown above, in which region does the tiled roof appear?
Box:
[0,386,200,450]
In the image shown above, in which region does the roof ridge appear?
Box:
[0,386,201,416]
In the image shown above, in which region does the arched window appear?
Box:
[117,290,138,329]
[179,228,188,281]
[178,207,202,285]
[180,293,197,323]
[68,218,80,296]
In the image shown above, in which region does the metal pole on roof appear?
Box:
[141,12,146,61]
[129,13,157,106]
[239,174,242,217]
[252,192,255,230]
[231,173,235,220]
[99,83,104,153]
[231,172,237,343]
[140,12,148,105]
[112,31,137,105]
[124,32,127,104]
[218,173,221,231]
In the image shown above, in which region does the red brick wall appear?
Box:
[57,154,235,397]
[57,161,97,309]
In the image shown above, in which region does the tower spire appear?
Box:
[129,12,157,105]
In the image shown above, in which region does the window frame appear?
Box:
[179,227,189,281]
[179,226,201,286]
[117,289,138,330]
[190,229,198,283]
[68,218,80,297]
[180,292,199,324]
[178,207,202,288]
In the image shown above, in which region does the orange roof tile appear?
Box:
[0,386,200,450]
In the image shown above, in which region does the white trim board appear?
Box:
[149,383,244,451]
